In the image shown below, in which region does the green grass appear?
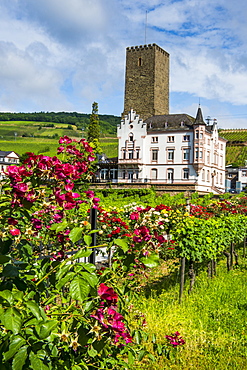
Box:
[131,257,247,369]
[0,121,79,139]
[0,137,59,156]
[0,120,118,157]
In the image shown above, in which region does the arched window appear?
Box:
[220,173,223,185]
[167,168,174,183]
[129,133,134,142]
[151,168,158,180]
[183,168,189,180]
[202,169,205,181]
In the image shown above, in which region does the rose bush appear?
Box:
[0,137,157,370]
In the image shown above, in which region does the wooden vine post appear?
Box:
[179,257,186,304]
[188,260,196,294]
[243,236,246,258]
[230,242,234,269]
[208,259,216,278]
[223,250,231,271]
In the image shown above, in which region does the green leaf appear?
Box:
[133,330,141,345]
[79,262,96,273]
[13,261,28,270]
[0,239,12,255]
[56,271,74,290]
[69,227,83,243]
[2,264,19,277]
[56,221,68,232]
[2,307,22,334]
[29,351,49,370]
[36,320,58,339]
[148,353,156,362]
[84,235,92,247]
[25,301,44,321]
[0,254,10,264]
[69,276,91,301]
[3,336,26,361]
[73,249,92,260]
[83,300,94,313]
[12,345,28,370]
[49,221,68,232]
[140,254,159,268]
[74,364,88,370]
[0,290,14,305]
[13,291,24,301]
[80,272,98,287]
[137,349,147,362]
[127,349,135,365]
[87,345,98,358]
[56,263,70,280]
[114,238,129,253]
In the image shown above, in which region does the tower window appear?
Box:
[138,57,142,66]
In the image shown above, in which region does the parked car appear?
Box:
[229,188,237,194]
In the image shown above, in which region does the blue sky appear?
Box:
[0,0,247,129]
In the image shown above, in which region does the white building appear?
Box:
[0,151,20,180]
[117,107,227,194]
[237,167,247,192]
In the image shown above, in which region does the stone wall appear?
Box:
[90,182,197,194]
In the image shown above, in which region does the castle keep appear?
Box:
[123,44,169,121]
[96,43,227,194]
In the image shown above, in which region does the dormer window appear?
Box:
[183,135,190,141]
[181,121,184,127]
[168,136,174,143]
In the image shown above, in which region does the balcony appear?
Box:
[118,158,142,164]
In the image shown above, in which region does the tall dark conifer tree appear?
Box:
[87,102,100,143]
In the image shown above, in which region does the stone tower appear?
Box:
[123,43,169,121]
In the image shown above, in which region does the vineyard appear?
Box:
[0,137,247,369]
[0,121,246,167]
[219,129,247,166]
[219,129,247,143]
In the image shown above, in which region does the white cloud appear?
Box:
[0,0,245,128]
[17,0,110,46]
[0,41,71,112]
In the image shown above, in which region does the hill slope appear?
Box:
[0,114,246,166]
[0,112,120,157]
[219,129,247,167]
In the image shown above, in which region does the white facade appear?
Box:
[0,151,20,180]
[238,167,247,191]
[117,109,227,194]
